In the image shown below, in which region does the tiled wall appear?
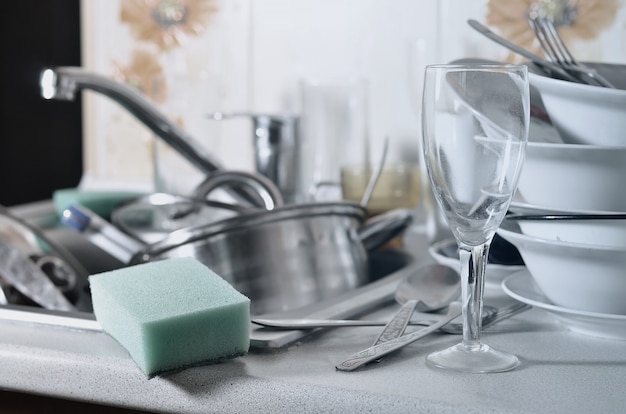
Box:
[80,0,626,194]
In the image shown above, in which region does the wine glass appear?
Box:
[421,64,530,373]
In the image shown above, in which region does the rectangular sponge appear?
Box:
[89,257,250,377]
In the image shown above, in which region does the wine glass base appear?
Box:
[426,343,519,373]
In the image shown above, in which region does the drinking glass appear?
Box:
[421,64,530,373]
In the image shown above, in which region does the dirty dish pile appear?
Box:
[527,62,626,146]
[500,62,626,335]
[513,141,626,213]
[497,219,626,316]
[512,62,626,215]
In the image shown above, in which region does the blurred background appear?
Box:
[1,0,625,206]
[1,1,82,206]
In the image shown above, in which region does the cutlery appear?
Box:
[467,19,590,85]
[527,16,615,88]
[253,301,531,334]
[371,299,418,346]
[370,299,419,363]
[335,302,462,372]
[392,264,461,312]
[360,136,389,207]
[61,204,145,263]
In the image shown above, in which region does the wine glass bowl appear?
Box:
[421,64,530,373]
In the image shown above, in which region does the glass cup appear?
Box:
[340,163,421,216]
[421,63,530,373]
[298,78,370,203]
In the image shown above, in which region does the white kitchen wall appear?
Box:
[80,0,253,192]
[79,0,626,193]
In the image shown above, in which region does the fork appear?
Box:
[528,16,615,88]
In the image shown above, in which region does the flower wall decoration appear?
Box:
[120,0,219,51]
[102,0,221,192]
[112,48,167,104]
[485,0,620,62]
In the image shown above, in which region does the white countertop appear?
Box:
[1,232,625,413]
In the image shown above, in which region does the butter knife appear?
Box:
[336,301,462,372]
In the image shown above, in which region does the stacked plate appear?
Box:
[502,270,626,341]
[499,64,626,339]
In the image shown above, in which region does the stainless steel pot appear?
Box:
[111,170,284,244]
[129,202,405,315]
[111,193,254,244]
[60,170,411,315]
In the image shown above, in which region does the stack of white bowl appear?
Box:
[496,62,626,338]
[514,62,626,214]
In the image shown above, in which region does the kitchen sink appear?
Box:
[1,200,420,348]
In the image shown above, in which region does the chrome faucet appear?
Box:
[210,112,299,204]
[40,66,223,176]
[39,67,264,206]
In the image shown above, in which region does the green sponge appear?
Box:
[89,257,250,377]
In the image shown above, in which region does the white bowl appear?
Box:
[528,62,626,146]
[428,238,524,287]
[516,141,626,212]
[515,218,626,247]
[497,219,626,315]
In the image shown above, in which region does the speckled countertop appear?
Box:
[1,231,626,413]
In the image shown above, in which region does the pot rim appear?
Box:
[130,201,366,264]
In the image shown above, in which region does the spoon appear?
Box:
[254,264,464,329]
[252,264,530,332]
[252,302,529,334]
[393,263,460,311]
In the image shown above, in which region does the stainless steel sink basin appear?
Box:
[0,200,417,348]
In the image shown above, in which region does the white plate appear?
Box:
[429,239,524,288]
[502,270,626,340]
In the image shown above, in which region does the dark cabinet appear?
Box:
[0,0,82,206]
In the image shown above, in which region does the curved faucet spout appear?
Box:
[40,66,222,177]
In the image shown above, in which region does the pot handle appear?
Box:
[192,171,284,210]
[358,208,413,252]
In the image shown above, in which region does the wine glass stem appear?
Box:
[458,241,490,350]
